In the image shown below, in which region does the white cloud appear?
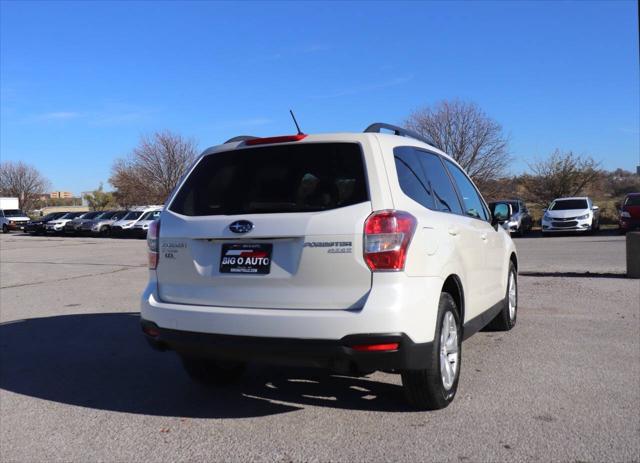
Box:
[312,74,415,99]
[35,111,82,121]
[214,117,273,129]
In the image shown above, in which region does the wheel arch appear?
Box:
[510,252,518,272]
[442,274,464,324]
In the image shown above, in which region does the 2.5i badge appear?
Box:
[220,243,273,275]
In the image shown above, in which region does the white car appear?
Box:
[140,124,518,410]
[541,197,599,236]
[45,212,85,233]
[132,210,162,237]
[111,206,162,235]
[0,209,30,233]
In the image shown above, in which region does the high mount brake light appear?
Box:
[245,134,307,146]
[364,210,417,271]
[147,219,160,269]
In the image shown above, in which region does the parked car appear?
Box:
[541,197,599,236]
[111,206,163,236]
[1,209,31,233]
[25,212,67,235]
[140,123,518,410]
[619,192,640,233]
[131,210,162,238]
[63,211,103,234]
[79,210,128,236]
[44,211,85,233]
[488,199,533,236]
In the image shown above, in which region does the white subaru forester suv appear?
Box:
[141,123,518,410]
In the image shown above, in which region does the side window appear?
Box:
[416,151,463,214]
[393,147,435,210]
[443,159,489,221]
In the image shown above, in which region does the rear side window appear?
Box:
[444,160,489,221]
[415,151,463,214]
[170,143,369,216]
[393,147,434,209]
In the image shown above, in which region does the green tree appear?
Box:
[84,184,116,211]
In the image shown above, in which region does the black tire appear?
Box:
[486,262,518,331]
[2,224,8,234]
[99,226,110,237]
[401,292,462,410]
[179,354,246,386]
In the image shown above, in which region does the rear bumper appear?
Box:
[140,274,444,344]
[141,318,433,372]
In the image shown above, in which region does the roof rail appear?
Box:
[364,123,436,147]
[224,135,258,144]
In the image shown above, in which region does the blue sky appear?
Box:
[1,0,638,194]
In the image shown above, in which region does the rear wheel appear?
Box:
[486,262,517,331]
[401,292,461,410]
[179,354,246,386]
[99,226,110,237]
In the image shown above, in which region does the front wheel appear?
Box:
[180,354,246,386]
[2,224,8,234]
[486,262,518,331]
[401,292,461,410]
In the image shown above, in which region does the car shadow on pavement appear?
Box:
[0,313,413,418]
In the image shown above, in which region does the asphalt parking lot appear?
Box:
[0,232,638,462]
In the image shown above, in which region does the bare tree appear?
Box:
[521,150,601,207]
[0,161,51,212]
[110,131,198,206]
[405,100,510,188]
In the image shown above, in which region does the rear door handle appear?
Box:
[448,226,460,236]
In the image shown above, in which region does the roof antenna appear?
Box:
[289,109,304,135]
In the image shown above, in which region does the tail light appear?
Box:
[364,210,416,271]
[147,219,160,269]
[351,343,399,352]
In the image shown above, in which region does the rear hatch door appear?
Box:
[156,141,373,310]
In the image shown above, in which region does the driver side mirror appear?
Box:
[491,203,512,226]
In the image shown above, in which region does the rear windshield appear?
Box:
[170,142,369,216]
[624,196,640,207]
[550,199,588,210]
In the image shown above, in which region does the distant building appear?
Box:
[50,191,74,199]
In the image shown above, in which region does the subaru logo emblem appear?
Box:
[229,220,254,234]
